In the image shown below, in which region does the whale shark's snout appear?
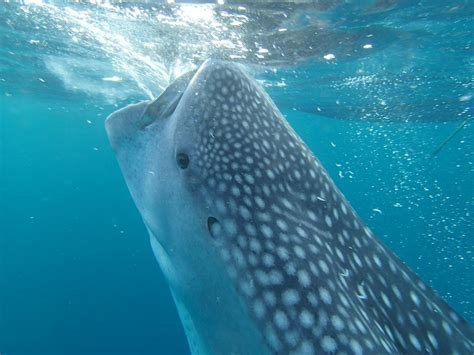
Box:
[106,60,474,355]
[105,100,150,151]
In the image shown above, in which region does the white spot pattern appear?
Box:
[171,61,474,355]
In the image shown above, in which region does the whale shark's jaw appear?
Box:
[106,60,474,355]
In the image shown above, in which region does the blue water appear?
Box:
[1,1,472,354]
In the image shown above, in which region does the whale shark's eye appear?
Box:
[207,217,221,238]
[177,153,189,169]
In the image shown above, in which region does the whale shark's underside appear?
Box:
[106,60,473,354]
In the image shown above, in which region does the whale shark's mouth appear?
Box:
[142,69,197,128]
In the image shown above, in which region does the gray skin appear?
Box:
[106,60,474,354]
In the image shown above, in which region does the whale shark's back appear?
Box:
[182,61,474,354]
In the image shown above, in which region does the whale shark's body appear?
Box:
[106,60,473,354]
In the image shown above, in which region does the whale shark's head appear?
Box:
[106,60,287,252]
[106,60,473,355]
[106,60,306,259]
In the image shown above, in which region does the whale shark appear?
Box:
[106,60,474,354]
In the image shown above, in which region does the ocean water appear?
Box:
[0,1,472,354]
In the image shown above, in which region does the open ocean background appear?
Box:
[0,1,472,354]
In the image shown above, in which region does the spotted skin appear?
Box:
[106,60,474,354]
